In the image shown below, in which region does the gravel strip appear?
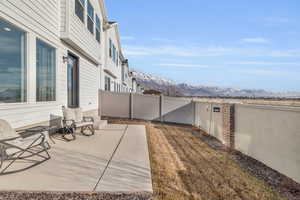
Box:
[0,191,152,200]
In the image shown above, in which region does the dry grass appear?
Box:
[112,121,285,200]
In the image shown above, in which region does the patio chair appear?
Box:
[0,119,51,175]
[62,106,95,140]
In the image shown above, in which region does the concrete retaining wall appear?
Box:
[235,104,300,183]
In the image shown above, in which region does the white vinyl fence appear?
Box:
[163,96,195,124]
[132,94,160,121]
[99,91,195,125]
[194,102,224,143]
[101,92,131,118]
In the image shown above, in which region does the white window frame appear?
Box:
[116,51,118,66]
[109,39,112,58]
[87,0,94,34]
[36,38,57,102]
[95,14,101,43]
[75,0,85,23]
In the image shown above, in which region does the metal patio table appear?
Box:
[24,126,57,145]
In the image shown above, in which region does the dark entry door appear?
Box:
[67,53,79,108]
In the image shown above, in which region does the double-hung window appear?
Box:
[87,0,94,34]
[95,15,101,43]
[116,51,118,66]
[75,0,85,23]
[105,76,111,91]
[109,39,112,58]
[112,45,116,62]
[114,46,116,63]
[112,45,114,61]
[122,65,125,82]
[36,39,56,102]
[0,20,27,103]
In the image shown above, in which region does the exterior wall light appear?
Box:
[63,56,69,64]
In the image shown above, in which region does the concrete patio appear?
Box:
[0,124,152,199]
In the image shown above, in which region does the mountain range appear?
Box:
[131,70,300,98]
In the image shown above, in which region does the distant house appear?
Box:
[136,83,145,94]
[143,89,162,96]
[132,78,138,93]
[0,0,136,128]
[102,21,135,93]
[103,21,121,92]
[121,59,133,93]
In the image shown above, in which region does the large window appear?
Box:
[95,15,101,43]
[87,0,94,34]
[0,20,26,103]
[36,39,56,102]
[75,0,85,23]
[105,76,111,91]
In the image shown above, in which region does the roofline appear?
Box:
[99,0,108,21]
[107,22,123,60]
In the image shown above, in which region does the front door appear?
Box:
[67,53,79,108]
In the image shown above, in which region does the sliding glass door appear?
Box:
[67,53,79,108]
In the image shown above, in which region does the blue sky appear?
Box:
[106,0,300,92]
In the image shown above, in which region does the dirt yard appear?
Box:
[112,121,285,200]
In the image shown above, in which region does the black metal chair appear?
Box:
[0,119,51,175]
[62,106,95,140]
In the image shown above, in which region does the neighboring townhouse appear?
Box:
[132,78,138,93]
[101,21,137,94]
[132,77,144,94]
[102,21,123,93]
[0,0,106,128]
[137,84,145,94]
[121,58,134,93]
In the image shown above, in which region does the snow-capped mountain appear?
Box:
[131,70,300,98]
[132,70,175,86]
